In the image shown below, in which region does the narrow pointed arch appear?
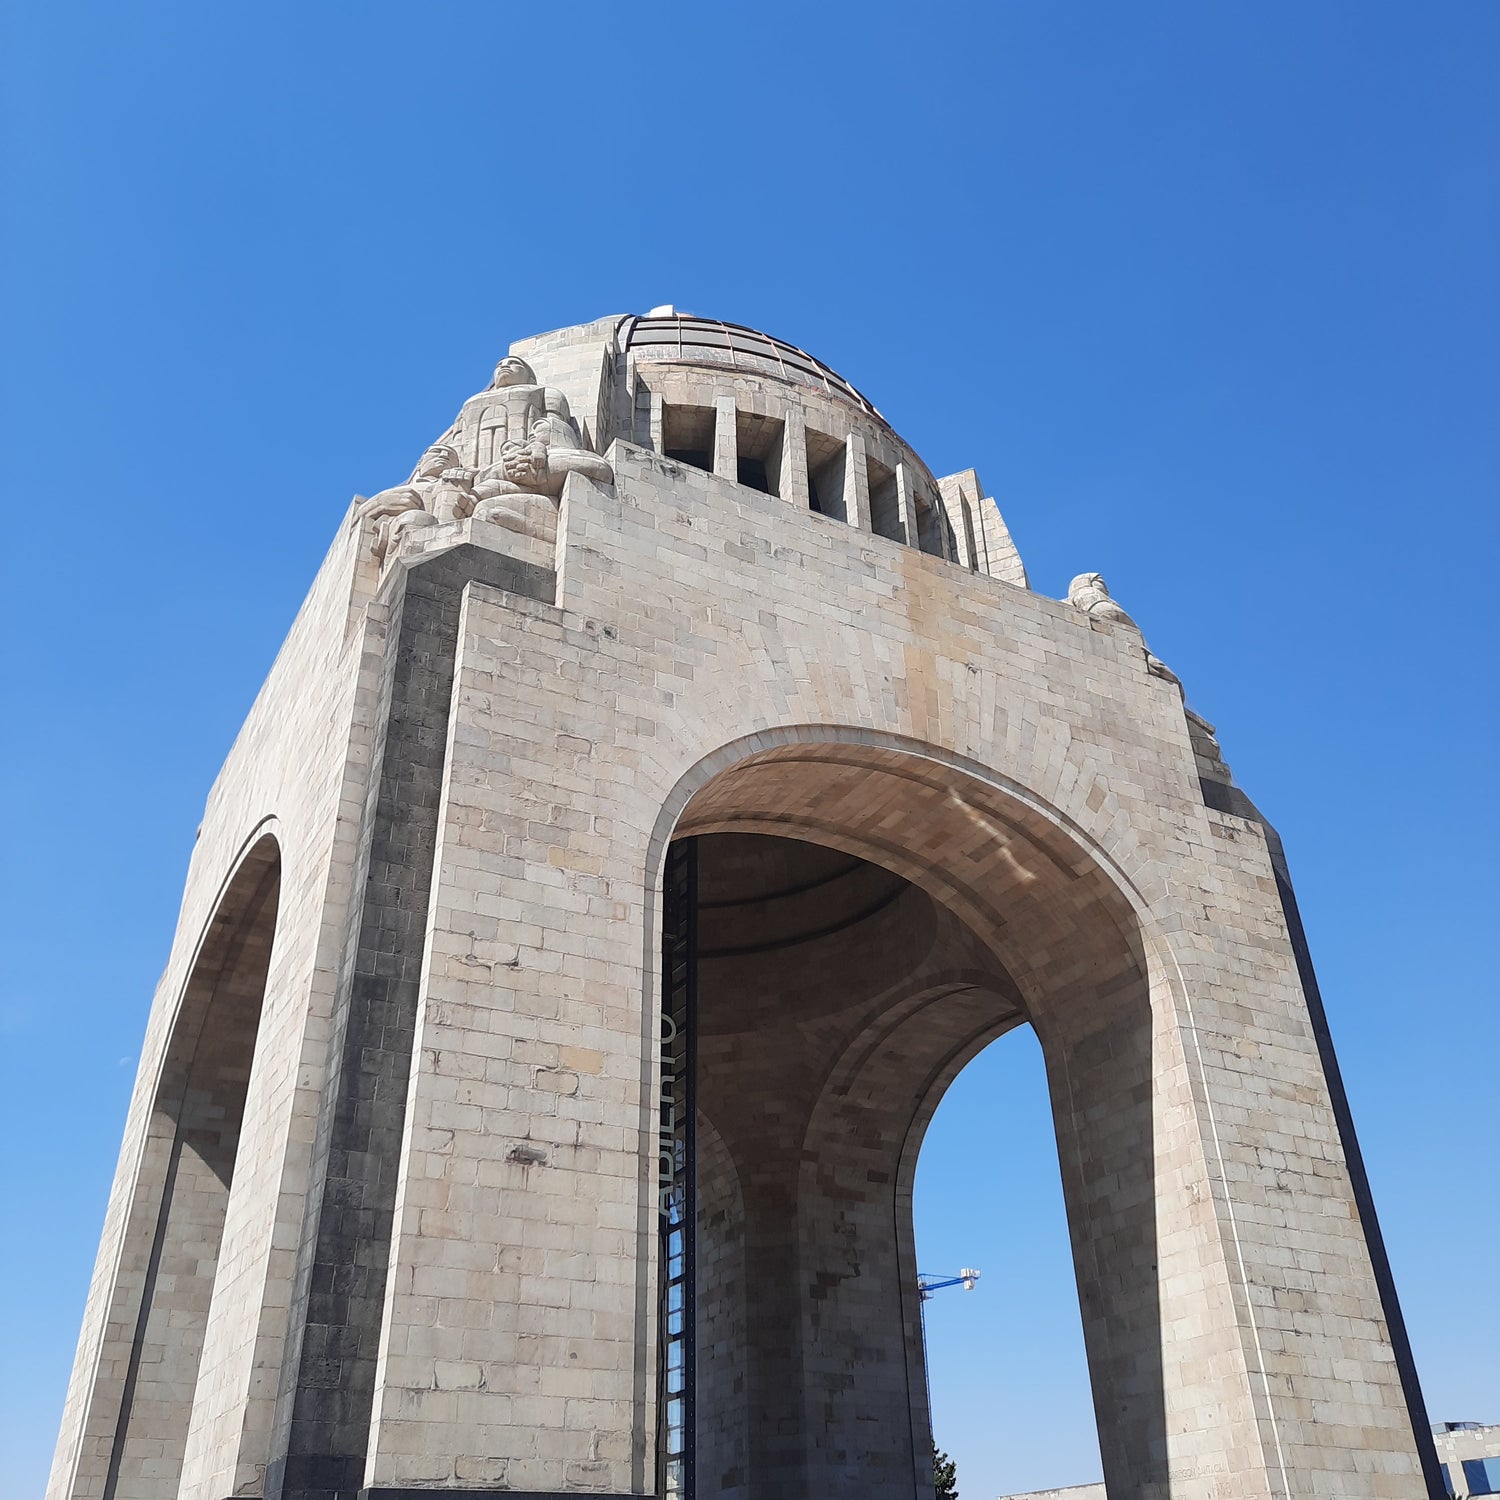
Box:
[99,832,281,1500]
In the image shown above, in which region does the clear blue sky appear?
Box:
[3,3,1496,1496]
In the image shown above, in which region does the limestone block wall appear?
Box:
[694,1112,745,1500]
[48,512,390,1500]
[999,1487,1108,1500]
[349,445,1427,1496]
[511,315,627,456]
[938,466,1029,585]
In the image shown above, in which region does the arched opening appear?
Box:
[915,1027,1103,1498]
[655,739,1164,1500]
[104,834,280,1500]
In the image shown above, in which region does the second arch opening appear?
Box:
[656,738,1164,1500]
[688,829,1027,1499]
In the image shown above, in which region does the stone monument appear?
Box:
[47,312,1443,1500]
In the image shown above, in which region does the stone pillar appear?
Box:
[354,573,653,1497]
[648,389,664,456]
[627,369,646,449]
[952,499,974,567]
[896,461,919,549]
[845,430,871,531]
[937,472,979,569]
[780,407,809,509]
[714,394,738,484]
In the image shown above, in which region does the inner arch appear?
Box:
[691,831,1023,1500]
[663,738,1166,1500]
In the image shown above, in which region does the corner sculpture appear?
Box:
[356,354,614,563]
[1068,569,1230,774]
[1068,569,1184,685]
[355,442,478,565]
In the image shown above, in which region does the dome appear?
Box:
[620,312,883,419]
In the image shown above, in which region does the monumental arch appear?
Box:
[50,312,1441,1500]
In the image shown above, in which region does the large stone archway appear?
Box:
[654,736,1180,1499]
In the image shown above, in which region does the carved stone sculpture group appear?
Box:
[356,356,613,565]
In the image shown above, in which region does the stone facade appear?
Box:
[998,1487,1107,1500]
[49,313,1441,1500]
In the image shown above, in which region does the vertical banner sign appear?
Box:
[659,839,697,1500]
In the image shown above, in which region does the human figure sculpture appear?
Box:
[1067,571,1182,689]
[468,355,613,521]
[353,356,614,565]
[354,443,477,565]
[1067,571,1138,628]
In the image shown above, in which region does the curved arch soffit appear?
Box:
[644,726,1185,1018]
[145,818,284,1117]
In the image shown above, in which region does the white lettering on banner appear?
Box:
[659,1012,680,1217]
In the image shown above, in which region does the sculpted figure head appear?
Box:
[526,415,575,451]
[490,355,538,389]
[1068,571,1141,631]
[1068,572,1109,607]
[412,443,461,480]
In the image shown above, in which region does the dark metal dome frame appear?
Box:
[620,313,884,419]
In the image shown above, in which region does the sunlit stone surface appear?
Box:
[49,314,1436,1500]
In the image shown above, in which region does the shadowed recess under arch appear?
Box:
[659,735,1166,1500]
[103,835,281,1500]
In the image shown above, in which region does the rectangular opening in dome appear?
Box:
[662,402,716,473]
[804,427,846,522]
[916,484,951,558]
[735,411,784,497]
[866,454,902,543]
